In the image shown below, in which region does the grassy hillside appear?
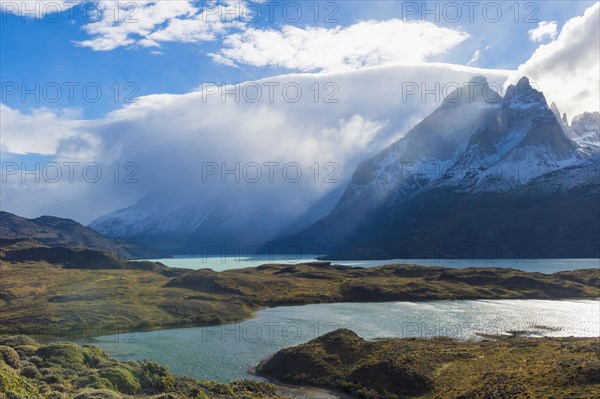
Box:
[257,329,600,399]
[167,262,599,304]
[1,241,598,336]
[0,335,285,399]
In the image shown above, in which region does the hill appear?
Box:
[0,212,165,260]
[257,329,600,399]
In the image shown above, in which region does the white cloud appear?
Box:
[467,50,481,66]
[76,1,198,51]
[74,0,249,51]
[0,105,97,156]
[515,3,600,120]
[1,63,511,224]
[528,21,559,42]
[210,19,470,72]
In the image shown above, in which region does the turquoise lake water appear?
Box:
[89,299,600,383]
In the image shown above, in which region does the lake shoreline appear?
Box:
[87,298,600,385]
[2,259,599,339]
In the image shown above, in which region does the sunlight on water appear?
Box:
[89,299,600,383]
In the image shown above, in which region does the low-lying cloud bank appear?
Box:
[2,63,512,226]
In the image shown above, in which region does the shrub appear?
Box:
[0,365,37,398]
[73,373,113,390]
[99,366,141,394]
[0,336,39,348]
[0,346,20,369]
[72,389,123,399]
[20,365,41,379]
[82,345,110,367]
[39,367,64,384]
[35,343,86,369]
[137,361,174,392]
[13,345,37,358]
[230,379,279,395]
[27,356,42,367]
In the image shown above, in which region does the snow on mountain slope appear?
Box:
[88,194,217,241]
[285,76,599,258]
[337,76,503,208]
[570,111,600,154]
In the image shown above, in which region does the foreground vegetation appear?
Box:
[0,335,285,399]
[1,239,598,337]
[257,329,600,399]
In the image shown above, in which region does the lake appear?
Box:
[149,256,600,273]
[88,299,600,383]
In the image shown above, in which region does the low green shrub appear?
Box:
[35,343,86,369]
[72,389,123,399]
[0,346,20,369]
[99,366,141,394]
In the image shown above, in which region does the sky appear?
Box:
[1,0,599,225]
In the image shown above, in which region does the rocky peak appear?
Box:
[572,111,600,134]
[503,76,547,107]
[570,111,600,153]
[441,75,501,109]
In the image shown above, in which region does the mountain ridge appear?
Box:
[0,211,165,260]
[282,76,599,259]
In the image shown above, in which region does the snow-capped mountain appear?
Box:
[283,77,599,259]
[90,195,215,238]
[88,188,342,254]
[91,76,598,258]
[569,111,600,154]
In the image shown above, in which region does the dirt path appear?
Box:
[249,366,354,399]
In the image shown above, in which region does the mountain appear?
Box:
[569,111,600,154]
[283,77,600,259]
[0,211,165,259]
[88,185,344,255]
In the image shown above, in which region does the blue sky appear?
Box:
[1,1,596,118]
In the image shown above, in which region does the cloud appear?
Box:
[75,0,248,51]
[1,63,511,225]
[528,21,559,42]
[210,19,470,72]
[75,1,197,51]
[0,104,97,156]
[467,50,481,66]
[514,3,599,120]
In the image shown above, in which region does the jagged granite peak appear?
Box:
[339,76,504,211]
[550,102,561,119]
[284,77,598,259]
[550,102,569,127]
[569,111,600,154]
[503,76,547,108]
[440,75,501,109]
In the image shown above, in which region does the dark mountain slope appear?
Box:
[0,211,164,259]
